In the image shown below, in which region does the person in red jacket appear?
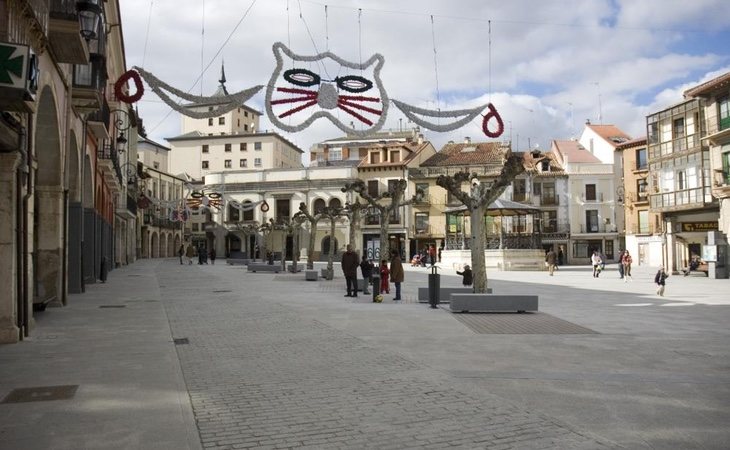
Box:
[379,260,390,294]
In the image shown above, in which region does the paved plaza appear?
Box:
[1,259,729,449]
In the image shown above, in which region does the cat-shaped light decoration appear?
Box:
[127,42,504,138]
[266,42,389,137]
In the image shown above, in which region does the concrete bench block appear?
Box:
[247,263,281,273]
[417,287,491,303]
[226,258,250,265]
[449,294,538,313]
[288,264,302,273]
[305,270,318,281]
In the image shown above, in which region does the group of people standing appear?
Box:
[341,245,404,301]
[178,243,216,265]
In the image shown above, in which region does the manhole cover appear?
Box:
[1,385,78,404]
[99,305,126,309]
[173,338,189,345]
[452,312,598,334]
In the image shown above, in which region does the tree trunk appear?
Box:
[379,215,389,261]
[470,204,489,293]
[348,209,360,255]
[307,222,316,270]
[327,218,336,272]
[280,231,286,272]
[292,231,299,271]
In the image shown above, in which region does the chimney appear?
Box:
[417,134,424,144]
[585,118,591,125]
[464,136,471,144]
[448,140,454,145]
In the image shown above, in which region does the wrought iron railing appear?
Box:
[650,186,713,209]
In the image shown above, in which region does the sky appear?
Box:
[119,0,730,159]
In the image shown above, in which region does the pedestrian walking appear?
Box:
[341,244,359,297]
[617,249,626,279]
[545,248,557,276]
[655,266,669,296]
[622,250,633,281]
[209,248,216,265]
[557,246,564,266]
[185,243,194,265]
[379,260,390,294]
[591,251,603,278]
[359,255,373,295]
[429,244,437,266]
[390,250,404,301]
[456,264,473,286]
[438,244,443,262]
[178,244,185,265]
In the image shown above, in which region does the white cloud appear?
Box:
[120,0,730,161]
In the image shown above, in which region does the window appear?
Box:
[415,213,429,233]
[329,198,342,209]
[237,118,240,127]
[240,143,247,151]
[660,121,672,143]
[722,146,730,185]
[365,206,380,225]
[638,210,649,234]
[586,210,599,232]
[254,142,262,150]
[719,96,730,131]
[673,117,685,139]
[585,184,596,201]
[367,180,379,197]
[329,148,342,161]
[225,143,231,152]
[677,169,686,190]
[244,124,248,131]
[192,223,199,231]
[415,183,429,202]
[208,118,213,126]
[219,117,225,125]
[389,206,400,224]
[389,150,401,162]
[239,159,247,168]
[244,111,249,117]
[254,158,262,167]
[447,214,461,233]
[153,161,159,169]
[538,182,556,205]
[370,152,381,164]
[242,200,254,221]
[275,199,290,223]
[313,198,326,214]
[201,160,209,169]
[541,210,558,232]
[228,204,240,222]
[512,179,526,201]
[387,179,399,193]
[202,145,209,153]
[648,122,659,144]
[636,148,647,170]
[224,160,232,168]
[637,178,648,201]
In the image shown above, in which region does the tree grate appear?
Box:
[1,385,79,404]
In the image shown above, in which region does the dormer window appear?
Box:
[370,152,380,164]
[541,160,550,171]
[389,150,401,162]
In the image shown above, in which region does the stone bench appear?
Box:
[417,287,491,303]
[449,294,538,313]
[247,263,281,273]
[305,270,318,281]
[226,258,251,265]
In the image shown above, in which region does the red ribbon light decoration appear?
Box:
[115,69,144,104]
[481,103,504,138]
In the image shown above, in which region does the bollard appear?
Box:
[371,274,381,302]
[428,265,440,308]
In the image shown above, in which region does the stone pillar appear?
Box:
[35,185,65,306]
[0,153,21,343]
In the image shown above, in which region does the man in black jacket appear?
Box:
[341,245,360,297]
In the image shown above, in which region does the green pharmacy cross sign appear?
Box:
[0,42,28,88]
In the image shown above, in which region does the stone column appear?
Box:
[35,185,65,306]
[0,153,21,343]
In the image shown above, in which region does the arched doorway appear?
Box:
[33,86,64,307]
[141,229,149,258]
[151,232,159,258]
[167,233,175,257]
[321,235,338,260]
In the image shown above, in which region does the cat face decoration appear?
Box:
[130,42,504,138]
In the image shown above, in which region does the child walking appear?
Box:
[379,260,390,294]
[655,266,668,296]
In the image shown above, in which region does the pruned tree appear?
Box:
[318,205,347,278]
[294,202,323,270]
[289,214,307,272]
[341,199,367,256]
[342,179,419,261]
[258,220,274,264]
[435,152,529,293]
[231,222,259,260]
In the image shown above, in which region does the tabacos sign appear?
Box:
[680,221,718,232]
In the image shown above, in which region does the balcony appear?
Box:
[648,134,701,160]
[576,223,618,234]
[126,194,138,216]
[411,225,433,237]
[48,0,89,64]
[86,97,110,140]
[650,186,714,211]
[97,143,120,192]
[72,55,106,114]
[627,224,658,235]
[413,194,432,206]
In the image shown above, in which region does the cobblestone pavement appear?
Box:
[157,265,615,449]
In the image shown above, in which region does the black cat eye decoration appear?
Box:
[283,68,321,87]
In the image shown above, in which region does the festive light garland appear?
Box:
[115,69,144,104]
[133,66,263,119]
[391,99,503,136]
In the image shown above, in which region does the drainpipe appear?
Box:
[18,116,32,339]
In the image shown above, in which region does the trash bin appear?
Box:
[371,274,381,302]
[428,265,440,308]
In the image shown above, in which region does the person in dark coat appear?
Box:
[545,249,557,276]
[655,267,668,296]
[456,264,473,286]
[209,248,216,265]
[341,244,360,297]
[178,244,185,265]
[389,250,404,301]
[359,255,373,295]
